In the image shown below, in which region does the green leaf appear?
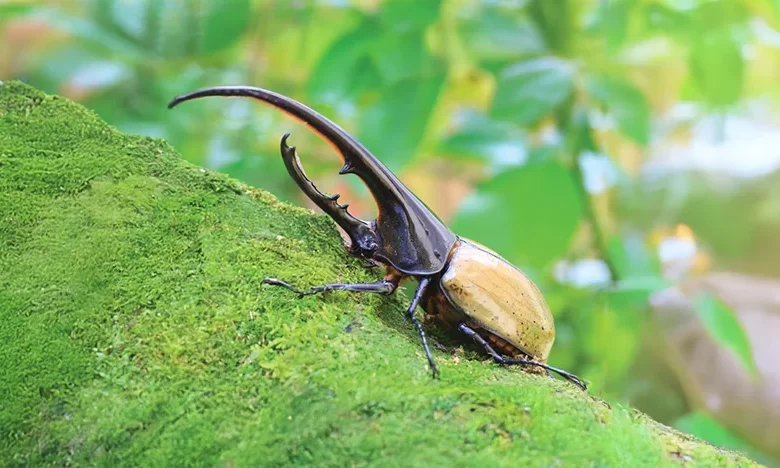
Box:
[491,57,575,126]
[197,0,252,54]
[358,72,447,171]
[605,233,667,307]
[693,293,758,376]
[452,161,584,268]
[641,3,692,36]
[437,112,528,173]
[31,7,147,61]
[0,3,36,19]
[586,74,651,145]
[527,0,573,55]
[371,30,432,84]
[379,0,442,31]
[306,21,379,103]
[36,0,250,60]
[689,32,744,107]
[587,0,638,51]
[607,234,662,281]
[457,7,546,62]
[155,0,251,57]
[83,0,250,59]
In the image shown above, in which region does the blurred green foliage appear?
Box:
[693,292,758,376]
[2,0,779,463]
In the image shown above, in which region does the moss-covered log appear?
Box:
[0,81,759,467]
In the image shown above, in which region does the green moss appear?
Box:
[0,81,759,467]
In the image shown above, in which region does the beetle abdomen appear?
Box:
[439,239,555,362]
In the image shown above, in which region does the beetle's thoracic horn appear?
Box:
[168,86,456,275]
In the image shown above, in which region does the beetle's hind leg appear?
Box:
[457,323,587,391]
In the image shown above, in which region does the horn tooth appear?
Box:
[339,162,353,174]
[328,193,341,201]
[280,133,295,152]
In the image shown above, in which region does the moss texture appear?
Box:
[0,81,760,467]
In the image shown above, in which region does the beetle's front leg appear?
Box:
[457,323,587,391]
[262,277,397,298]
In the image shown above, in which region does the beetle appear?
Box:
[168,86,587,391]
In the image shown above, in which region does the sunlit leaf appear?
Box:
[159,0,251,57]
[641,3,692,35]
[31,8,147,60]
[358,72,447,171]
[527,0,573,55]
[306,21,379,103]
[437,112,528,174]
[379,0,442,31]
[693,0,749,30]
[693,293,758,376]
[0,3,36,19]
[79,0,250,59]
[491,57,575,126]
[371,30,432,84]
[457,7,546,62]
[689,32,744,107]
[607,234,662,281]
[199,0,251,54]
[586,74,651,145]
[452,161,584,268]
[587,0,638,51]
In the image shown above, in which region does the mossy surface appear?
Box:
[0,81,759,467]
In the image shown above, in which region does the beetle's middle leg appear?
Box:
[405,277,439,379]
[457,323,587,391]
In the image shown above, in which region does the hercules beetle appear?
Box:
[168,86,587,391]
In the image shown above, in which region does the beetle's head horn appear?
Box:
[168,86,456,275]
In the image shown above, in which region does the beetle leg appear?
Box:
[262,277,397,298]
[265,275,439,378]
[457,323,587,391]
[279,134,379,258]
[405,277,439,379]
[500,356,588,391]
[457,323,505,361]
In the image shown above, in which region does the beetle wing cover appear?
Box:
[440,239,555,362]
